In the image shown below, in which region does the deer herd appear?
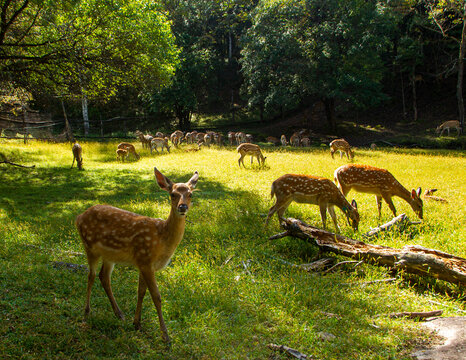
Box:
[71,121,459,344]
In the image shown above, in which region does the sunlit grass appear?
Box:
[0,139,465,359]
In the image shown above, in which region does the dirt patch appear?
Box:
[411,317,466,360]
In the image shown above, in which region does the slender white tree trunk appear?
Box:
[457,3,466,130]
[82,89,89,136]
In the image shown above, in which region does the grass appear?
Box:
[0,139,465,359]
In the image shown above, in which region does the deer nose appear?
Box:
[178,204,188,213]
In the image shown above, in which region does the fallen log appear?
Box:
[0,152,35,168]
[270,218,466,287]
[267,343,314,359]
[383,310,443,319]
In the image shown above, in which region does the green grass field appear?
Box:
[0,140,465,359]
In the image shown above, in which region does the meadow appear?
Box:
[0,139,465,359]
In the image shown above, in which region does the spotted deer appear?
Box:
[76,168,199,345]
[436,120,462,137]
[237,143,266,168]
[118,142,140,160]
[423,188,448,203]
[334,164,423,219]
[265,174,359,232]
[330,139,354,160]
[116,148,128,161]
[280,134,287,146]
[290,133,300,147]
[150,137,170,154]
[71,142,83,170]
[135,130,153,149]
[228,131,236,146]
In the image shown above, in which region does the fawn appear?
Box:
[330,139,354,160]
[76,168,199,344]
[237,143,266,168]
[71,142,83,170]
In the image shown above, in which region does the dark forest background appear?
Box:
[1,0,465,139]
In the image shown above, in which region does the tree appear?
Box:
[241,0,392,130]
[0,0,179,135]
[426,0,466,130]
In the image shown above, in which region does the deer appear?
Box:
[150,137,170,154]
[203,133,211,147]
[135,130,152,149]
[117,142,140,160]
[116,148,128,161]
[290,133,300,147]
[245,134,254,143]
[265,174,359,232]
[334,164,423,220]
[228,131,236,146]
[330,139,354,160]
[76,168,199,345]
[266,136,280,145]
[235,132,246,145]
[280,134,288,146]
[436,120,462,137]
[300,137,310,147]
[71,142,83,170]
[237,143,266,168]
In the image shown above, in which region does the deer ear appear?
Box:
[187,171,199,189]
[351,199,357,209]
[416,187,422,197]
[154,167,173,191]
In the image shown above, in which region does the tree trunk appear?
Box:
[411,65,418,122]
[61,99,74,142]
[457,3,466,131]
[324,98,336,132]
[81,89,89,136]
[272,218,466,287]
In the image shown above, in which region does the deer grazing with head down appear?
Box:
[330,139,354,160]
[76,168,199,345]
[150,137,170,154]
[280,134,288,146]
[116,148,128,161]
[436,120,462,137]
[237,143,266,168]
[265,174,359,232]
[117,142,140,160]
[334,164,423,219]
[71,142,83,170]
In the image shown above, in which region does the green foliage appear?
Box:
[0,140,465,359]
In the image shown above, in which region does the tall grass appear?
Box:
[0,139,465,359]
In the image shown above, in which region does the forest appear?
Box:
[1,0,466,136]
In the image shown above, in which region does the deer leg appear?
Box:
[84,252,99,317]
[381,193,397,217]
[327,205,340,233]
[238,154,244,167]
[71,157,75,169]
[133,272,147,330]
[376,195,383,219]
[319,203,328,230]
[99,260,124,320]
[140,266,170,344]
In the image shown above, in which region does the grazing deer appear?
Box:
[300,137,310,147]
[150,137,170,154]
[118,142,140,160]
[76,168,199,345]
[436,120,462,137]
[280,134,287,146]
[266,136,280,145]
[334,164,423,219]
[203,133,211,147]
[71,142,83,170]
[116,148,128,161]
[228,131,236,146]
[214,132,223,146]
[136,130,152,149]
[245,134,254,143]
[330,139,354,160]
[237,143,266,168]
[265,174,359,232]
[235,132,246,145]
[290,133,300,147]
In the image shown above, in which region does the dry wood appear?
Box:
[342,278,397,286]
[364,213,420,238]
[267,343,314,359]
[271,218,466,286]
[379,310,443,319]
[0,152,35,168]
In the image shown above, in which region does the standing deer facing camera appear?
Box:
[237,143,266,168]
[334,164,423,219]
[265,174,359,232]
[76,168,199,345]
[71,142,83,170]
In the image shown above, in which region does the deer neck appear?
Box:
[392,182,413,205]
[161,208,187,252]
[334,191,352,213]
